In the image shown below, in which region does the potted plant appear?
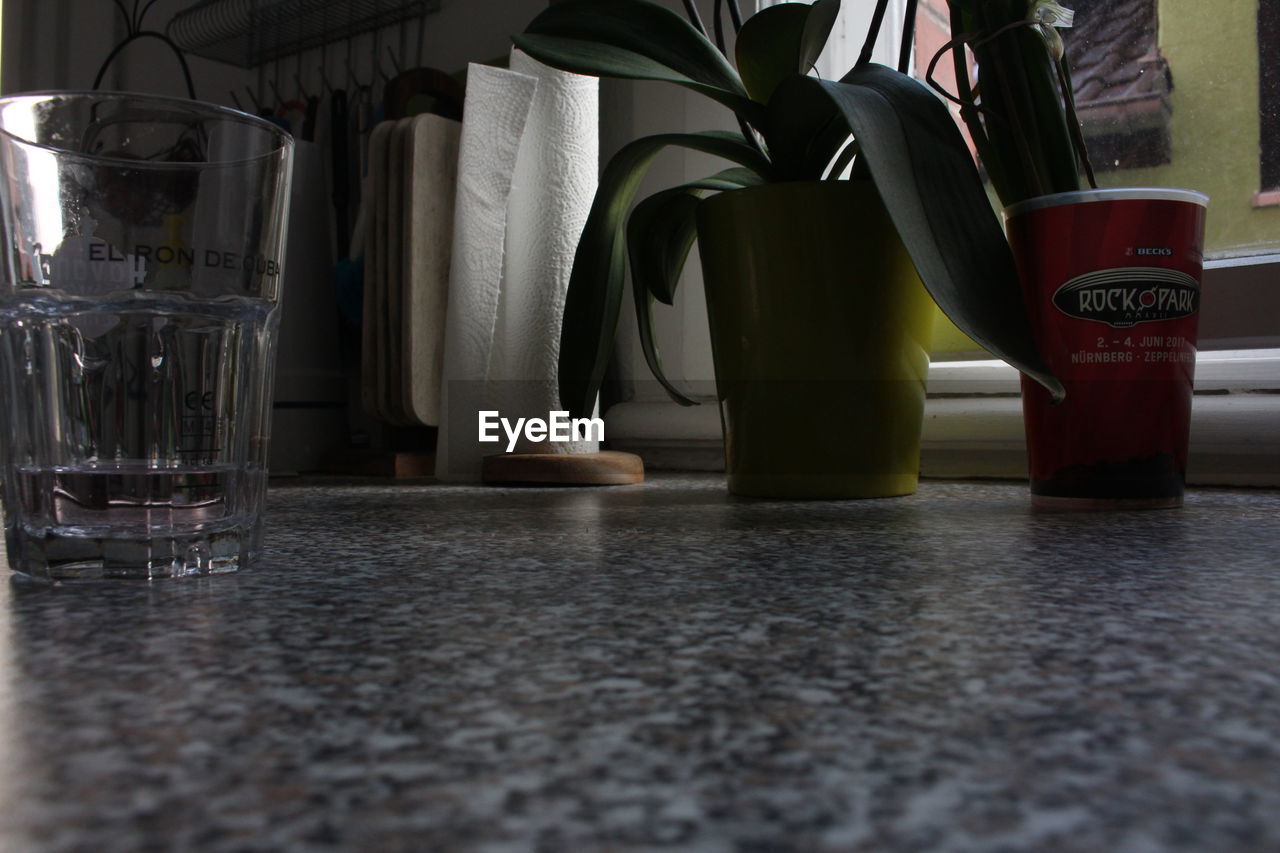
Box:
[514,0,1064,498]
[930,0,1209,508]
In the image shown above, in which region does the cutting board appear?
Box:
[382,118,413,425]
[401,113,461,426]
[361,121,393,423]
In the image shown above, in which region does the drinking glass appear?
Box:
[0,91,293,579]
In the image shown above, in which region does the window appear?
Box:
[1059,0,1171,170]
[916,0,1175,172]
[916,0,1279,259]
[1258,0,1280,203]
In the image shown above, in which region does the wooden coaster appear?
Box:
[482,451,644,486]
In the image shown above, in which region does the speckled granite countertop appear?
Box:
[2,474,1279,851]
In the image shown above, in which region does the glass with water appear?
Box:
[0,92,293,580]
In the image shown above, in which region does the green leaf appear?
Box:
[735,3,812,104]
[629,168,764,306]
[630,204,700,407]
[735,0,841,104]
[773,66,1063,400]
[559,132,772,419]
[515,0,764,127]
[799,0,842,73]
[624,168,765,409]
[763,72,852,180]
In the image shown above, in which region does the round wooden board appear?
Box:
[481,451,644,486]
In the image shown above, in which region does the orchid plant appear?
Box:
[927,0,1097,208]
[513,0,1066,418]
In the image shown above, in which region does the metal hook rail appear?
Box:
[166,0,439,68]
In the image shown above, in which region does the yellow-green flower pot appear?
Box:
[696,179,934,499]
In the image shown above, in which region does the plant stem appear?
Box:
[713,0,727,56]
[681,0,708,38]
[856,0,892,69]
[946,2,1012,203]
[1057,57,1097,188]
[737,117,765,158]
[1010,17,1078,192]
[974,2,1044,200]
[898,0,919,74]
[1003,29,1050,193]
[702,0,757,157]
[954,0,1089,204]
[726,0,743,33]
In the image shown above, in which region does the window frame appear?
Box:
[1258,0,1280,195]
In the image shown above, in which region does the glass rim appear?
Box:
[1004,187,1210,218]
[0,89,293,170]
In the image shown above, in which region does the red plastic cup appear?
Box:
[1005,188,1209,509]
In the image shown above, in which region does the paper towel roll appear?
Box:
[497,50,599,454]
[437,53,600,480]
[437,63,537,480]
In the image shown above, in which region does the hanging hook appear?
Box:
[270,52,283,108]
[344,16,356,86]
[371,21,386,93]
[397,14,409,73]
[111,0,133,35]
[294,39,304,95]
[416,10,427,67]
[344,57,364,91]
[320,37,331,92]
[136,0,162,31]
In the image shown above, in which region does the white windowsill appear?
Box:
[605,350,1280,487]
[926,348,1280,395]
